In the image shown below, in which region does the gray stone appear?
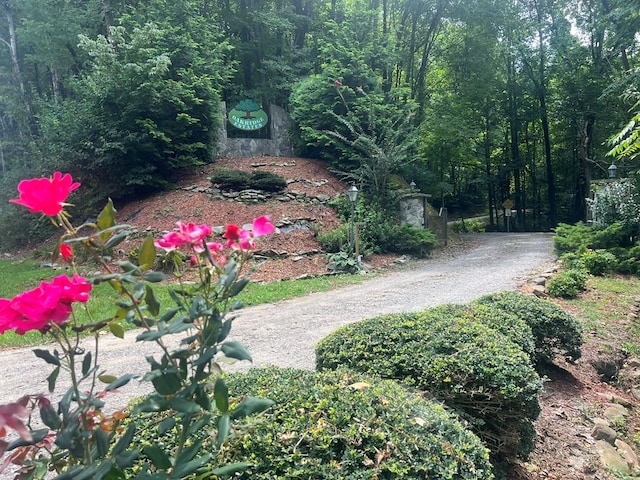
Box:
[615,439,640,470]
[604,403,629,423]
[591,423,617,444]
[595,440,630,475]
[632,388,640,401]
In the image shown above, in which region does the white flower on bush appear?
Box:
[588,179,640,227]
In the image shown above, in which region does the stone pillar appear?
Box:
[400,194,431,228]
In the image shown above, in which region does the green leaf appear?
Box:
[175,438,203,465]
[97,199,117,241]
[210,462,253,475]
[151,372,182,395]
[40,403,61,430]
[95,428,110,458]
[106,374,135,391]
[138,235,157,271]
[109,321,125,339]
[227,278,250,298]
[133,394,169,413]
[6,429,48,450]
[231,397,275,420]
[145,285,161,317]
[172,456,211,479]
[158,416,175,435]
[99,374,117,384]
[220,341,252,362]
[117,261,141,274]
[214,377,229,413]
[82,352,92,377]
[47,366,60,393]
[216,414,230,447]
[143,445,172,470]
[33,349,60,366]
[169,396,202,414]
[112,424,136,456]
[144,270,167,283]
[104,231,129,250]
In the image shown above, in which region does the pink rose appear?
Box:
[9,172,80,217]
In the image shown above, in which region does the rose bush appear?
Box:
[0,172,275,479]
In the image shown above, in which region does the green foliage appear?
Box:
[588,180,640,231]
[316,225,349,253]
[326,251,361,274]
[546,269,588,298]
[581,249,618,276]
[451,219,487,233]
[39,22,227,204]
[210,368,493,479]
[316,311,542,460]
[248,170,288,192]
[378,224,436,258]
[473,292,583,364]
[210,169,287,192]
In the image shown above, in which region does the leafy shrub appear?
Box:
[326,251,360,274]
[128,368,495,479]
[316,225,349,253]
[451,218,486,233]
[546,269,588,298]
[473,291,583,363]
[612,245,640,274]
[316,311,542,460]
[553,222,592,255]
[210,168,251,190]
[379,224,436,257]
[210,169,287,193]
[249,170,288,192]
[424,303,536,360]
[581,249,618,275]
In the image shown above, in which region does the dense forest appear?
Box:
[0,0,638,247]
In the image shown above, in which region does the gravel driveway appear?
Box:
[0,232,556,410]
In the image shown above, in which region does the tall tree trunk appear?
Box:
[0,2,35,134]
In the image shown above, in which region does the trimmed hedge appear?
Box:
[210,168,287,192]
[127,368,495,479]
[472,291,583,364]
[315,312,543,460]
[423,304,536,360]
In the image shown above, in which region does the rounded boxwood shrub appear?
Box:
[128,368,495,479]
[380,224,436,257]
[249,170,288,192]
[424,303,536,360]
[210,168,288,193]
[472,291,583,363]
[545,269,588,298]
[315,312,542,460]
[210,168,252,190]
[580,249,618,275]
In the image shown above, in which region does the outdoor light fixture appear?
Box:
[410,180,416,191]
[346,185,358,254]
[608,163,617,179]
[346,185,359,204]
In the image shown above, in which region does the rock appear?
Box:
[530,284,547,297]
[615,439,640,470]
[595,440,630,475]
[591,423,617,444]
[632,388,640,401]
[593,417,610,428]
[612,395,635,408]
[314,194,331,202]
[604,403,629,423]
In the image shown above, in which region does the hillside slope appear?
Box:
[115,156,377,282]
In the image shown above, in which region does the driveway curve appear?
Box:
[0,232,556,407]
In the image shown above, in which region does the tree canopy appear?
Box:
[0,0,638,244]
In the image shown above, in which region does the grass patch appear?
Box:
[558,275,640,348]
[0,258,367,349]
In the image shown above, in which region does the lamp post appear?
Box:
[608,163,617,179]
[409,180,416,191]
[346,185,359,254]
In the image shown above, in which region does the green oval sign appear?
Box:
[228,99,268,130]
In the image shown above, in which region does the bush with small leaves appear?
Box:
[380,224,436,257]
[316,311,543,460]
[580,249,618,275]
[127,367,495,479]
[473,291,583,363]
[546,269,588,298]
[316,225,349,253]
[210,169,288,193]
